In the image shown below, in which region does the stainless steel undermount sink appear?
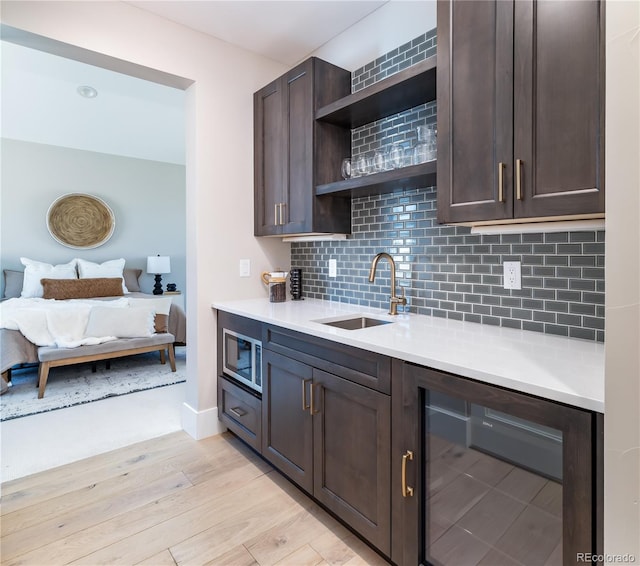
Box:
[320,316,393,330]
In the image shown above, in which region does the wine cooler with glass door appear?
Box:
[392,362,603,566]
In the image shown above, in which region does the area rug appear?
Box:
[0,346,186,421]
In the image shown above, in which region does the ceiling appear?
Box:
[127,1,388,67]
[1,1,388,165]
[1,40,187,164]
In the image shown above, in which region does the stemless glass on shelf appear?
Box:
[388,142,404,169]
[354,154,372,177]
[372,150,386,173]
[341,158,351,179]
[404,147,414,167]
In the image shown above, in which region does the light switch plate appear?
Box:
[503,261,522,290]
[239,259,251,278]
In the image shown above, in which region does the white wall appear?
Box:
[0,139,186,295]
[604,0,640,557]
[0,0,290,439]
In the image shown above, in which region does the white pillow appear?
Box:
[128,297,172,315]
[20,257,77,298]
[85,306,155,338]
[77,258,128,293]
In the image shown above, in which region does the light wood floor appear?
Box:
[0,431,391,566]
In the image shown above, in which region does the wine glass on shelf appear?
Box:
[413,125,429,165]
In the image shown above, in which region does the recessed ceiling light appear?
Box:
[77,85,98,99]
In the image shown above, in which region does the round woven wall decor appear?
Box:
[46,193,115,249]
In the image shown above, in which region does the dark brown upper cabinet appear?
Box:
[437,0,605,225]
[254,57,352,236]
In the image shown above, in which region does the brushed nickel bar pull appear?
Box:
[229,407,246,418]
[274,204,279,226]
[302,378,311,411]
[280,203,286,225]
[516,159,523,200]
[498,162,505,203]
[402,450,414,497]
[310,383,320,415]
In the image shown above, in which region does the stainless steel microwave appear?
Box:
[222,328,262,393]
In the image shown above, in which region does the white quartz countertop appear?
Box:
[212,297,605,413]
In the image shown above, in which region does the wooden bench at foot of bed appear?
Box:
[37,333,177,398]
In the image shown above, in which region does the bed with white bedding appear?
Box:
[0,260,186,381]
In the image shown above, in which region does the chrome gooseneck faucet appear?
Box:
[368,252,407,315]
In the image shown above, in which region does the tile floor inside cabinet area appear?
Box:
[427,435,562,566]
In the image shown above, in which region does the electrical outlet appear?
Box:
[503,261,522,290]
[329,258,337,278]
[239,259,251,277]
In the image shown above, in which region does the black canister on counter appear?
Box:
[290,268,303,300]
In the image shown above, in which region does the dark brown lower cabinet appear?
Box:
[392,361,602,566]
[262,349,314,493]
[312,368,391,552]
[263,348,391,556]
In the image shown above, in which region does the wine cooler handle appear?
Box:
[402,450,414,497]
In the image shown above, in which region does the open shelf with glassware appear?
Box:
[316,161,436,198]
[314,55,437,199]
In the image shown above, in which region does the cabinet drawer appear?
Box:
[263,324,391,394]
[220,376,262,451]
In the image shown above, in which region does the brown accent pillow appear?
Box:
[154,313,169,333]
[41,277,125,300]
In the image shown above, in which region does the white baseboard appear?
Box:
[181,402,226,440]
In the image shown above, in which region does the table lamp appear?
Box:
[147,255,171,295]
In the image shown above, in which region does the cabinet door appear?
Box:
[513,0,605,218]
[254,78,284,236]
[312,368,391,556]
[282,61,313,234]
[437,0,514,224]
[262,349,313,493]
